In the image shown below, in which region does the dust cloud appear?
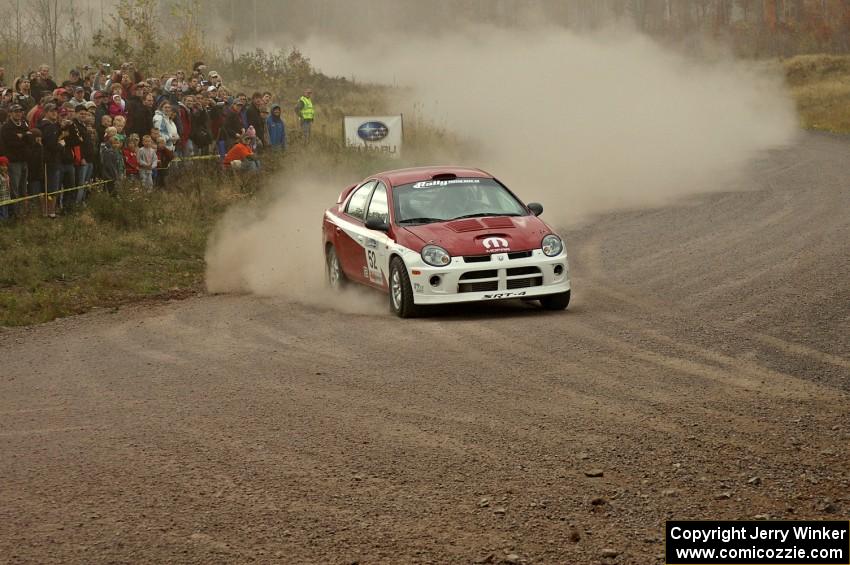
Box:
[207,25,798,303]
[304,25,798,224]
[205,178,386,314]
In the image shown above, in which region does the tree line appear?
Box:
[2,0,849,78]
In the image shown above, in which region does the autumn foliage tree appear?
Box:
[91,0,159,72]
[6,0,850,78]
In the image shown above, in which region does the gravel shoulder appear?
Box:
[1,133,848,564]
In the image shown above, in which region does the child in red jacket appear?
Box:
[123,134,140,179]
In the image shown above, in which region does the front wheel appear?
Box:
[389,257,420,318]
[326,245,346,290]
[540,290,570,311]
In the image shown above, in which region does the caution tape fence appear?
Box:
[0,154,220,209]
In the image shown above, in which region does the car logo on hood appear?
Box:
[357,121,389,142]
[482,236,510,253]
[482,237,509,250]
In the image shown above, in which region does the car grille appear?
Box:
[463,250,534,263]
[506,266,542,290]
[507,276,543,289]
[458,280,499,293]
[456,265,543,293]
[506,266,540,276]
[462,255,491,263]
[459,270,498,280]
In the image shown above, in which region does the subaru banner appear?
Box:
[344,115,403,158]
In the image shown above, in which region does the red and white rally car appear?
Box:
[322,166,570,317]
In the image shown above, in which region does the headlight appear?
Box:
[421,244,451,267]
[541,234,563,257]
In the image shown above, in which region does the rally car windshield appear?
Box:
[393,178,528,224]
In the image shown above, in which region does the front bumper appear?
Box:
[405,249,570,305]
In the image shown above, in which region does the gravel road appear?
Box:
[1,133,848,564]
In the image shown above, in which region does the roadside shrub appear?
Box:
[784,54,850,86]
[87,186,154,229]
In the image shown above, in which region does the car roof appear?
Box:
[374,166,493,187]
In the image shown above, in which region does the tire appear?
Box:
[389,256,420,318]
[326,245,346,290]
[540,290,570,311]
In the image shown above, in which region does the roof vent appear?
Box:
[431,173,457,181]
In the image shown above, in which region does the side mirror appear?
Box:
[365,217,390,232]
[527,202,543,216]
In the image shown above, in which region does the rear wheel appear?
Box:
[326,245,346,290]
[389,257,420,318]
[540,290,570,311]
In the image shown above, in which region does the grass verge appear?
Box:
[4,54,847,327]
[0,129,464,326]
[0,163,229,325]
[784,54,850,133]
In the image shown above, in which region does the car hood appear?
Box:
[400,215,552,256]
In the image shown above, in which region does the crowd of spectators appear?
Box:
[0,61,307,219]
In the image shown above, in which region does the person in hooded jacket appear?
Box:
[266,104,286,151]
[157,78,180,109]
[152,100,179,153]
[108,93,126,117]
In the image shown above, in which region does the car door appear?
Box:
[336,180,375,282]
[362,181,392,290]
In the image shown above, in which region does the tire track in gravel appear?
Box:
[2,133,849,564]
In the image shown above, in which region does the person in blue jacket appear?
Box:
[266,104,286,150]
